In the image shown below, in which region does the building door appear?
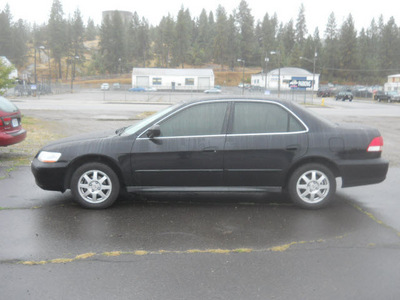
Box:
[136,76,149,87]
[198,77,211,89]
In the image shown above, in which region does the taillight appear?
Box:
[3,117,11,125]
[367,136,383,152]
[0,118,3,126]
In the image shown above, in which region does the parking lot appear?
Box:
[1,91,400,299]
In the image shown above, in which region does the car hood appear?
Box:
[40,129,117,151]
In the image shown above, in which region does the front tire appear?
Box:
[71,162,120,209]
[288,163,336,209]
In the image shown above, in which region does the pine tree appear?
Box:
[0,5,13,58]
[48,0,67,79]
[339,14,358,82]
[380,17,399,78]
[213,5,229,68]
[236,0,255,65]
[323,12,339,82]
[85,18,97,41]
[295,4,307,46]
[174,7,192,68]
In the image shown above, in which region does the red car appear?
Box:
[0,96,26,146]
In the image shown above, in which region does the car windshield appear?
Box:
[0,96,18,113]
[120,103,179,136]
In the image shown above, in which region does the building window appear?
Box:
[185,78,195,86]
[153,78,162,85]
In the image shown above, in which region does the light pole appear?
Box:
[33,45,46,96]
[264,57,269,91]
[300,51,317,102]
[70,55,80,93]
[237,59,245,95]
[38,46,51,92]
[270,51,281,97]
[34,47,37,86]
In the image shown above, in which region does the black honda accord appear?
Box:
[31,98,389,209]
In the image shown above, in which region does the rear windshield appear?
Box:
[0,96,18,113]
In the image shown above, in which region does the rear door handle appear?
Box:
[286,145,299,151]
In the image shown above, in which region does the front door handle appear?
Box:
[202,147,217,153]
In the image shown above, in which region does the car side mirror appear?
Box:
[147,124,161,139]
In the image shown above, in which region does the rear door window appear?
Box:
[231,102,305,134]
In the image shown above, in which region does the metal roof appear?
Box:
[132,68,214,77]
[268,67,315,76]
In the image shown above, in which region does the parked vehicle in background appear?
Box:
[373,91,390,102]
[317,88,334,97]
[238,83,251,89]
[31,98,388,210]
[100,83,110,91]
[145,87,158,92]
[386,91,400,102]
[129,87,146,92]
[112,83,121,90]
[0,96,26,146]
[336,91,353,101]
[204,87,222,94]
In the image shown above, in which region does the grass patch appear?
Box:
[0,116,64,177]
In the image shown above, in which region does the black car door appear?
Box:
[130,101,229,187]
[223,101,308,187]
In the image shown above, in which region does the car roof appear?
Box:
[179,96,334,131]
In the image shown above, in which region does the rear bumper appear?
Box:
[0,129,26,146]
[338,158,389,188]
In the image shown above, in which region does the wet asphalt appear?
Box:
[1,166,400,299]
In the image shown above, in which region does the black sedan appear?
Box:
[31,98,388,209]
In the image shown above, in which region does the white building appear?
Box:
[0,56,18,79]
[132,68,215,91]
[251,67,320,92]
[384,74,400,92]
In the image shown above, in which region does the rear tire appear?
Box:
[288,163,336,209]
[71,162,120,209]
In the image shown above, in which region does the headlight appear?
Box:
[37,151,62,163]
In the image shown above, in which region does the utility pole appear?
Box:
[237,59,245,95]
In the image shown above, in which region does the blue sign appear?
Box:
[290,77,312,89]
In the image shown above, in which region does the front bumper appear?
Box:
[338,157,389,188]
[31,158,69,192]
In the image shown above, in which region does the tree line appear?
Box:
[1,0,400,85]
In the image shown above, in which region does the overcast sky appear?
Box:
[3,0,400,33]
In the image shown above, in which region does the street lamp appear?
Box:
[270,51,281,97]
[38,46,51,92]
[237,59,245,95]
[264,57,269,91]
[70,55,80,93]
[300,52,318,102]
[33,45,46,96]
[34,47,37,86]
